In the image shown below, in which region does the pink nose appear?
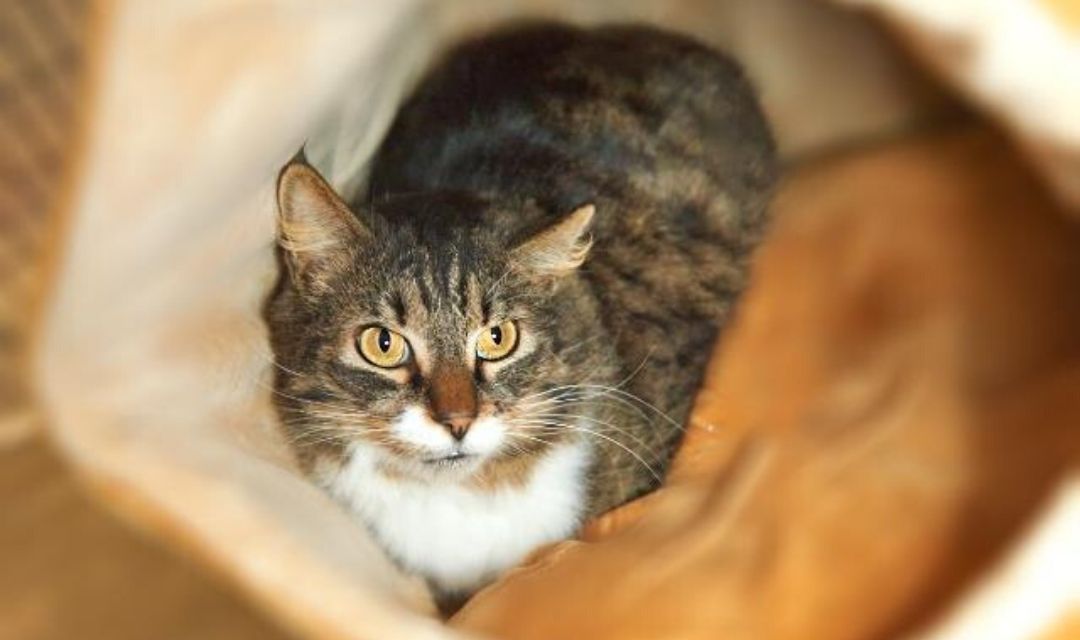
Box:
[436,413,475,441]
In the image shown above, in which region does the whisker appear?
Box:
[515,388,678,434]
[512,412,664,461]
[612,347,657,390]
[529,384,684,431]
[514,419,662,483]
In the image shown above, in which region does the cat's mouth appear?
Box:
[421,451,475,466]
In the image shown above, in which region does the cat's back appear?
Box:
[370,23,775,218]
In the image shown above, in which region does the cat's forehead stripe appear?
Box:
[447,251,464,317]
[454,263,469,319]
[480,287,493,326]
[466,274,484,326]
[415,263,435,312]
[398,280,429,326]
[391,293,407,326]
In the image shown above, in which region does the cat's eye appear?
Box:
[357,326,410,368]
[476,320,518,361]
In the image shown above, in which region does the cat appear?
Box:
[265,22,776,611]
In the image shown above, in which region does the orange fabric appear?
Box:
[1040,612,1080,640]
[1041,0,1080,32]
[453,127,1080,639]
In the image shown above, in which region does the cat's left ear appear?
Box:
[276,162,369,289]
[511,204,595,278]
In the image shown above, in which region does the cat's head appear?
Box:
[266,162,609,482]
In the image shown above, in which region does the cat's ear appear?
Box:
[511,204,595,278]
[276,162,368,288]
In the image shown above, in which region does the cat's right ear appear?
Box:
[510,204,595,279]
[276,162,368,289]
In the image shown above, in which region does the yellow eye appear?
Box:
[476,320,518,361]
[357,326,410,368]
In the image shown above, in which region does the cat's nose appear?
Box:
[437,412,475,441]
[427,364,478,442]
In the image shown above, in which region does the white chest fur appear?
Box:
[327,441,591,593]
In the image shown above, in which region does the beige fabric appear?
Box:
[31,1,1079,638]
[845,0,1080,210]
[35,2,450,638]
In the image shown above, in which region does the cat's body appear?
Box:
[266,23,775,607]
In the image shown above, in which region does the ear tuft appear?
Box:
[276,162,366,286]
[511,204,595,278]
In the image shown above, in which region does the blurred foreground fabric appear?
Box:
[2,0,1077,638]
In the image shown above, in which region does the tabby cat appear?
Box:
[266,23,776,610]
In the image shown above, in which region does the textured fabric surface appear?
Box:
[0,0,88,447]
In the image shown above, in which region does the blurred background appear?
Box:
[0,1,285,637]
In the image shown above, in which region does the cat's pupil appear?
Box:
[490,326,502,345]
[377,328,392,352]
